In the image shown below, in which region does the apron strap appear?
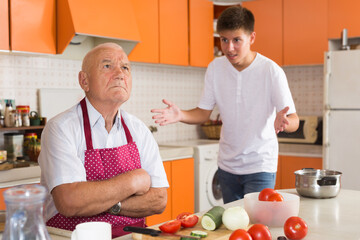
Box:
[121,116,133,143]
[80,98,94,150]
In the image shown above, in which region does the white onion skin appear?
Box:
[222,206,250,231]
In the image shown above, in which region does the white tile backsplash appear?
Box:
[0,53,324,143]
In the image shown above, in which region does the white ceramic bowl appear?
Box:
[244,192,300,227]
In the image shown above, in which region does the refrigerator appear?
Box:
[323,49,360,191]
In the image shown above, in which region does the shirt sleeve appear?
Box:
[126,114,169,188]
[38,115,86,193]
[198,61,216,110]
[270,65,296,114]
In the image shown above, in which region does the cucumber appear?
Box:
[191,230,208,238]
[201,206,225,231]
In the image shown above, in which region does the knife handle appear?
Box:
[123,226,162,236]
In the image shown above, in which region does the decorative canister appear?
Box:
[4,133,24,161]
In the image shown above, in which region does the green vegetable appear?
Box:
[201,206,225,231]
[180,237,197,240]
[190,230,208,238]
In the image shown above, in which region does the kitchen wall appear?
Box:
[0,53,323,144]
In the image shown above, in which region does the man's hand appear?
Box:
[275,106,290,134]
[151,99,182,126]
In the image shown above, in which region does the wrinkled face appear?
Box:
[80,45,132,106]
[219,28,255,68]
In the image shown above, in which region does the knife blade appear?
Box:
[123,226,201,239]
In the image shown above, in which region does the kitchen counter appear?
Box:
[279,143,322,158]
[111,188,360,240]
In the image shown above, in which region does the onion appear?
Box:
[222,206,250,231]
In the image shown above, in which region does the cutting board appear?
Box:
[134,222,234,240]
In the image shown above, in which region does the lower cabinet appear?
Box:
[276,155,323,189]
[146,158,194,226]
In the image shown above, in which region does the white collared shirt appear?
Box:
[38,98,169,220]
[198,54,296,175]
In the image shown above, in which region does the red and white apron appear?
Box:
[47,98,146,238]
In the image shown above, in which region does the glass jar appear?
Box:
[2,184,52,240]
[17,105,30,127]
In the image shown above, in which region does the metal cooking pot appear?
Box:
[294,168,342,198]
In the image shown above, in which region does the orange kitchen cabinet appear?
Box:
[129,0,159,63]
[280,155,322,189]
[10,0,56,54]
[159,0,188,66]
[283,0,328,65]
[170,158,194,218]
[145,158,194,226]
[189,0,213,67]
[243,0,283,66]
[0,0,9,50]
[328,0,360,39]
[146,161,172,226]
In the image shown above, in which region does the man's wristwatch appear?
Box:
[108,201,121,215]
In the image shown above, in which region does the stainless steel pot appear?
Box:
[294,168,342,198]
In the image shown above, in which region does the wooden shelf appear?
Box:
[0,125,45,132]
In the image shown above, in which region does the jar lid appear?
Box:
[16,105,30,109]
[25,133,37,137]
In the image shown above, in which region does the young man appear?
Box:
[151,6,299,203]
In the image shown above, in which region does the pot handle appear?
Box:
[302,168,315,170]
[317,177,337,186]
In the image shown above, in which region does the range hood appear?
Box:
[57,0,140,59]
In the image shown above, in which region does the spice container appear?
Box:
[16,105,30,127]
[23,133,37,161]
[0,150,7,163]
[4,103,14,127]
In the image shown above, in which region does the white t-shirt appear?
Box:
[38,98,169,221]
[198,53,296,175]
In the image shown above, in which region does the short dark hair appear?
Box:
[216,6,255,34]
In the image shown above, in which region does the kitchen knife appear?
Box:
[123,226,201,239]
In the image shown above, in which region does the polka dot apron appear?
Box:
[46,98,146,238]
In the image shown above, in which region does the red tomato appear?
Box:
[229,229,253,240]
[284,216,308,240]
[267,192,284,202]
[247,224,272,240]
[258,188,277,201]
[159,220,181,234]
[176,212,199,228]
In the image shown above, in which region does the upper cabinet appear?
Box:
[242,0,283,66]
[159,0,188,66]
[283,0,328,65]
[128,0,159,63]
[189,0,214,67]
[10,0,56,54]
[328,0,360,39]
[0,0,9,51]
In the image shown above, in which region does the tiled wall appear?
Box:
[0,53,323,144]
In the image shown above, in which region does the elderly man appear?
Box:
[38,43,168,238]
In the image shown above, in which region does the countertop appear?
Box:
[3,190,359,239]
[111,189,360,240]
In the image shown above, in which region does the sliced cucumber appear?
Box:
[191,230,208,238]
[201,206,225,231]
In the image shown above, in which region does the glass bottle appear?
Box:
[2,184,52,240]
[4,102,13,127]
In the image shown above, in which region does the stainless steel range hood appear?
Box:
[57,0,140,59]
